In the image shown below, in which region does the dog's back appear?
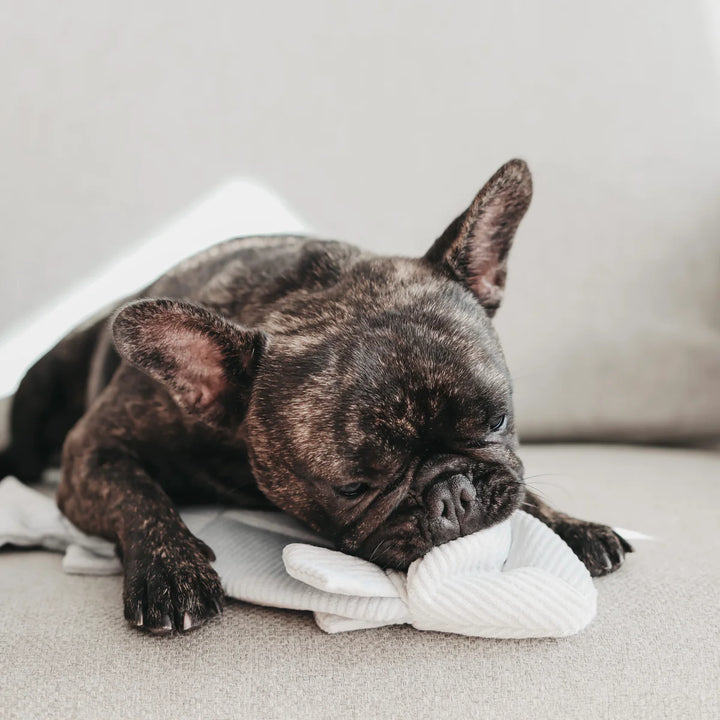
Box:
[1,234,315,483]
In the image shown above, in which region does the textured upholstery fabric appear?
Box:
[1,444,718,720]
[493,163,720,444]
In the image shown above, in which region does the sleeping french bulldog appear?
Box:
[1,159,631,634]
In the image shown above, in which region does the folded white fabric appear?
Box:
[0,476,598,637]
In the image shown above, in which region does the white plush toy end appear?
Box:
[0,476,597,638]
[283,511,597,637]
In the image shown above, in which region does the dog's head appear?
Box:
[113,159,532,570]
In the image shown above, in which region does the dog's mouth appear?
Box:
[348,468,525,571]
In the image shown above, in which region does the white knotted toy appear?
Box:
[0,476,596,637]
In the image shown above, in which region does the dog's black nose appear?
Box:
[426,473,479,544]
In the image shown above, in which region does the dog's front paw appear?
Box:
[553,518,633,577]
[122,532,224,635]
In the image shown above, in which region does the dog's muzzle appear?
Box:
[425,472,484,544]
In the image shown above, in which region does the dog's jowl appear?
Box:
[2,160,631,634]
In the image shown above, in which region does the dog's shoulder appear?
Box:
[144,235,366,316]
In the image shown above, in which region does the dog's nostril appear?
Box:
[426,473,476,524]
[458,486,474,515]
[431,499,449,520]
[440,499,453,521]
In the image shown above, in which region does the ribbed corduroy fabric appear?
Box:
[0,476,596,637]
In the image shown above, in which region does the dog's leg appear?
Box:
[2,316,110,483]
[522,490,633,576]
[58,428,224,634]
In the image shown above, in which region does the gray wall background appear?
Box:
[1,0,719,337]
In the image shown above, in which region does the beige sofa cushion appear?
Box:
[493,164,720,444]
[1,444,718,720]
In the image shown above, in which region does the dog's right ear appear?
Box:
[424,159,532,316]
[112,299,266,425]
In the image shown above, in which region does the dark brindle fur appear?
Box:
[1,160,631,634]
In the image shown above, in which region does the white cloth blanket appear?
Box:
[0,476,599,637]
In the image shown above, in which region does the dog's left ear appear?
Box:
[112,298,267,425]
[424,159,532,316]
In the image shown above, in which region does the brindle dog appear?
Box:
[1,160,631,634]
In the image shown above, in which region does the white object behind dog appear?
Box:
[0,180,308,397]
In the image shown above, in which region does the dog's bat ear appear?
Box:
[424,159,532,316]
[112,299,267,425]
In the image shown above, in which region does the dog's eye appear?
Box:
[489,414,508,433]
[335,482,369,499]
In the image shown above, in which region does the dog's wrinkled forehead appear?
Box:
[259,282,512,479]
[337,315,510,451]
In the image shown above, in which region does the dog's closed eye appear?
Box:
[455,414,509,449]
[335,482,370,499]
[488,414,507,433]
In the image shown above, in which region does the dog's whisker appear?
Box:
[522,473,564,482]
[368,540,390,563]
[523,483,550,500]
